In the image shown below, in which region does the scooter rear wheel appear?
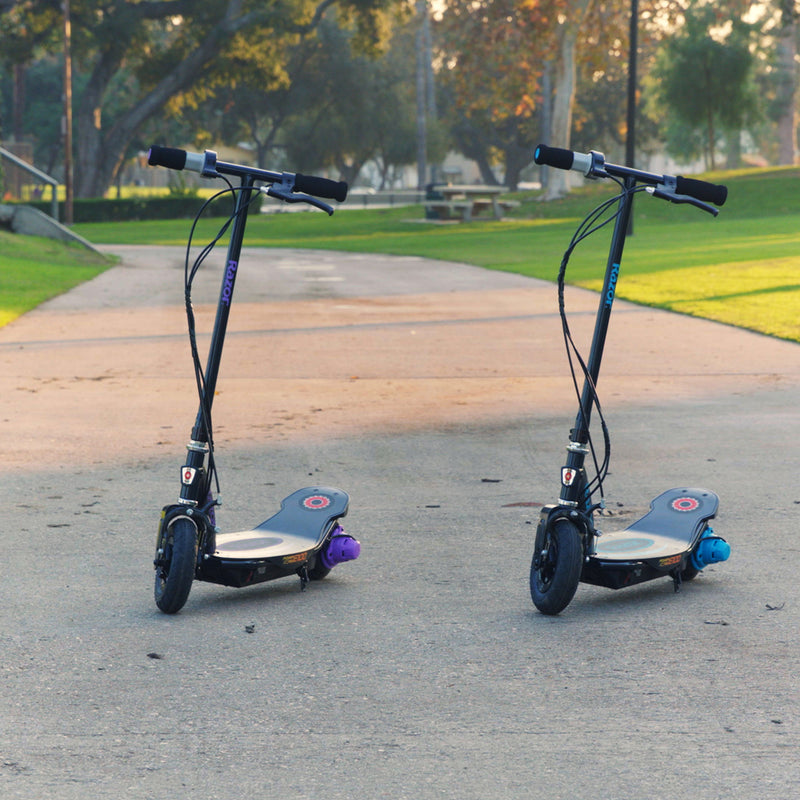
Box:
[530,517,583,615]
[154,517,197,614]
[307,559,331,581]
[680,563,700,582]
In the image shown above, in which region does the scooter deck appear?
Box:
[213,486,349,560]
[581,488,718,590]
[593,487,718,562]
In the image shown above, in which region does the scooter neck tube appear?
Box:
[573,177,635,441]
[559,177,636,506]
[190,175,255,443]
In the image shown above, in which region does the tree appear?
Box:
[646,1,760,170]
[768,0,798,164]
[435,0,649,193]
[0,0,395,198]
[436,0,552,189]
[273,15,429,186]
[570,0,688,163]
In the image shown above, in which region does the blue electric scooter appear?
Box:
[529,145,731,615]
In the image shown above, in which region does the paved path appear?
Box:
[1,246,799,799]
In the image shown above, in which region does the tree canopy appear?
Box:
[0,0,396,197]
[2,0,799,199]
[646,1,760,170]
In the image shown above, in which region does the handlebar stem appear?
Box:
[558,175,637,508]
[180,173,256,506]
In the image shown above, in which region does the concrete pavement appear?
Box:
[1,245,799,799]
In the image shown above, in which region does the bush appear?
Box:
[23,193,261,223]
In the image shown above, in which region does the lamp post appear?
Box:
[625,0,638,169]
[63,0,73,224]
[415,0,428,190]
[625,0,638,235]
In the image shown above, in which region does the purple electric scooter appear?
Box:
[148,146,360,614]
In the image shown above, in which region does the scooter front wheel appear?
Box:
[154,517,198,614]
[530,517,583,615]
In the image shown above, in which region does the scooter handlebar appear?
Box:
[674,175,727,207]
[147,145,202,172]
[148,144,348,204]
[533,144,593,175]
[294,173,348,203]
[534,143,728,207]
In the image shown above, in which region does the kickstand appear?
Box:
[671,569,682,593]
[298,565,310,592]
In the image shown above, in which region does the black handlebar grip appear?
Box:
[533,143,575,170]
[294,173,348,203]
[675,175,728,207]
[147,145,188,170]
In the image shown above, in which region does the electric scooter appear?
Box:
[147,146,360,614]
[529,145,731,615]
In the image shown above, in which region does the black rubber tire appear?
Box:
[530,517,583,615]
[681,527,711,583]
[307,526,345,581]
[154,517,197,614]
[308,537,333,580]
[308,560,331,581]
[680,562,700,582]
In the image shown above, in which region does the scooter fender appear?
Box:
[534,504,593,555]
[155,503,214,571]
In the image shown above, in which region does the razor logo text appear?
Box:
[605,263,620,307]
[221,260,238,306]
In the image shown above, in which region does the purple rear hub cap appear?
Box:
[321,528,361,569]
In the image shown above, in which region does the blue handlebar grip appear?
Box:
[534,144,575,170]
[147,145,187,171]
[294,173,348,203]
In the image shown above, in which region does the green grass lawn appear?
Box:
[2,165,800,341]
[0,231,112,327]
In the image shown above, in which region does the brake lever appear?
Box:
[265,185,334,216]
[646,186,719,217]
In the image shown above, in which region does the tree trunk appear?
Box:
[725,129,741,169]
[335,157,364,186]
[775,4,797,165]
[544,28,577,199]
[74,48,125,198]
[544,1,594,200]
[706,104,716,171]
[503,141,532,191]
[452,122,498,184]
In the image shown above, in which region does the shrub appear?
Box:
[23,193,261,223]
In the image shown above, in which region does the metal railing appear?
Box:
[0,146,59,222]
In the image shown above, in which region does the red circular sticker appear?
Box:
[672,497,699,512]
[303,495,331,510]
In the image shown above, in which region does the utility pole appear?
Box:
[63,0,73,224]
[625,0,638,235]
[625,0,638,169]
[415,0,428,191]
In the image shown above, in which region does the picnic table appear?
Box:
[424,184,520,222]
